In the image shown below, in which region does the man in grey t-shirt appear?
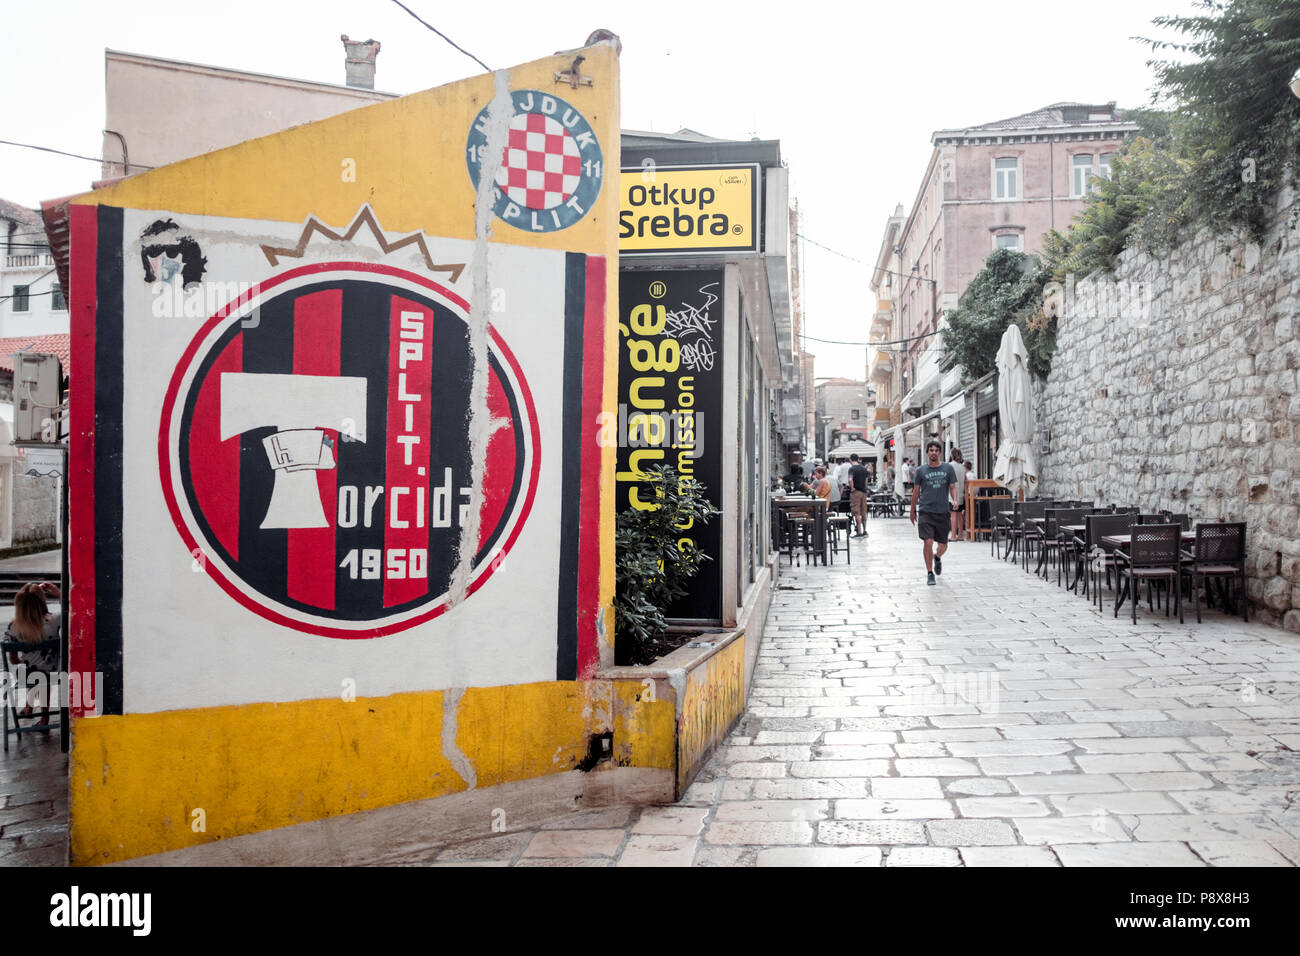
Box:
[910,440,959,586]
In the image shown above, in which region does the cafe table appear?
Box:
[771,496,829,565]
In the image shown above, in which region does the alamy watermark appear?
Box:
[1,666,104,715]
[898,671,1001,713]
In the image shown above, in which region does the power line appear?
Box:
[0,268,58,303]
[0,139,153,171]
[390,0,491,73]
[802,328,942,349]
[797,232,864,263]
[796,231,938,286]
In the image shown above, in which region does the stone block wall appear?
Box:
[12,474,58,545]
[1037,189,1300,632]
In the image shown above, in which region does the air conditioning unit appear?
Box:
[12,352,63,443]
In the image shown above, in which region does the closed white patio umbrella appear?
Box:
[993,324,1038,496]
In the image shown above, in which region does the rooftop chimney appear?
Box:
[341,35,381,90]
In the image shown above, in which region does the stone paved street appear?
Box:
[409,514,1300,867]
[5,516,1300,868]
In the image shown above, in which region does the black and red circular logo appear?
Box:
[159,263,539,638]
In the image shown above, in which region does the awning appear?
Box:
[939,393,967,420]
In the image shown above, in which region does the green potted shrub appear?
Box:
[614,465,720,666]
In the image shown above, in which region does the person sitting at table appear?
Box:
[782,462,805,493]
[801,466,832,501]
[5,582,61,723]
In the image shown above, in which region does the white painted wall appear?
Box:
[118,207,574,712]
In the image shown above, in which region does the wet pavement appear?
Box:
[0,731,66,866]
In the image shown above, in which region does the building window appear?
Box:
[994,234,1023,252]
[994,158,1019,200]
[11,285,29,312]
[1072,154,1094,197]
[1098,153,1114,181]
[51,284,66,311]
[851,408,860,420]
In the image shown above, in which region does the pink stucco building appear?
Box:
[874,102,1137,475]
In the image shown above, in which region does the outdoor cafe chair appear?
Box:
[1001,502,1025,562]
[827,511,853,564]
[1180,521,1248,623]
[1,638,62,752]
[1162,511,1191,531]
[1081,512,1137,611]
[1114,524,1183,625]
[1136,513,1166,525]
[978,494,1012,552]
[1039,506,1086,585]
[1028,507,1062,580]
[1018,501,1052,573]
[1061,509,1107,592]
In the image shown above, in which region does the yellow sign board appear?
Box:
[619,165,759,253]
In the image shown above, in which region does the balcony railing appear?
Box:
[5,254,53,268]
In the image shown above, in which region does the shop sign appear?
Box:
[619,165,759,254]
[615,269,724,620]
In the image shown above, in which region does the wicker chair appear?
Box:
[1061,508,1105,592]
[1018,501,1052,573]
[1181,522,1247,623]
[1081,512,1138,610]
[988,498,1014,557]
[1114,524,1183,624]
[1040,507,1086,585]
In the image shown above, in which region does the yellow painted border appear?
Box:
[70,677,680,864]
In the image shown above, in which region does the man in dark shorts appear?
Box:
[910,440,959,585]
[848,454,871,538]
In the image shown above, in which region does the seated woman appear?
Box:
[5,582,61,722]
[801,466,832,502]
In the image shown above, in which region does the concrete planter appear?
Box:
[601,626,746,799]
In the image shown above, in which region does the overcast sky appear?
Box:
[2,0,1203,378]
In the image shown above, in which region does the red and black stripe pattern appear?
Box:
[178,276,525,625]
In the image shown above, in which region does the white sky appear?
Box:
[2,0,1201,379]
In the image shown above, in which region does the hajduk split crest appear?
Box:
[159,262,540,639]
[466,89,604,233]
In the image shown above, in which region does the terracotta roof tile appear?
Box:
[0,334,71,374]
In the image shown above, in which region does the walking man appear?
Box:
[848,453,871,538]
[910,440,959,585]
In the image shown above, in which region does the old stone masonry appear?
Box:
[1037,186,1300,633]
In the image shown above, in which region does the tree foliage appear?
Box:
[614,465,720,665]
[1046,0,1300,278]
[939,249,1055,381]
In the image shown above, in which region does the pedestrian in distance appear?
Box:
[833,456,852,503]
[848,454,871,538]
[910,440,959,585]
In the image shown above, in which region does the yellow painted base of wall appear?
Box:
[70,679,675,865]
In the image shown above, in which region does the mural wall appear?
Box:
[66,45,621,863]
